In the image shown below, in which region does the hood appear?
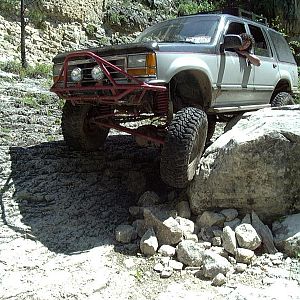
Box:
[52,42,159,64]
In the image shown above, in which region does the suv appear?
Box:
[51,9,298,188]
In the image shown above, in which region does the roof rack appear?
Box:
[195,7,268,26]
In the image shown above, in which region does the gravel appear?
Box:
[0,73,299,299]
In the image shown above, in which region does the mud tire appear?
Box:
[160,107,208,188]
[62,102,109,151]
[271,92,295,107]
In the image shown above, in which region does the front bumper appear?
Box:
[50,51,167,105]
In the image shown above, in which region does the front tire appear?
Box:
[62,102,109,151]
[160,107,208,188]
[271,92,295,107]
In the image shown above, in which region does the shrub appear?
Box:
[0,61,52,79]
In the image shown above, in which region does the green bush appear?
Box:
[177,0,216,16]
[0,61,52,79]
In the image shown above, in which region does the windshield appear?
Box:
[135,15,220,44]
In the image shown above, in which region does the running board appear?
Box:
[208,104,271,113]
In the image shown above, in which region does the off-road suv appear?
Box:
[51,8,298,188]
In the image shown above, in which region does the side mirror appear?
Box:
[222,34,242,50]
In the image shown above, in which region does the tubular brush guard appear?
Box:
[50,51,167,104]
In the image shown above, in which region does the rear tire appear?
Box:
[160,107,208,188]
[62,102,109,151]
[271,92,295,107]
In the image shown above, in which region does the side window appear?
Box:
[225,22,246,52]
[248,25,270,57]
[268,30,296,64]
[226,22,246,35]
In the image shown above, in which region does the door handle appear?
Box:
[273,64,277,68]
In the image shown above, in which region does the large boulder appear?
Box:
[188,106,300,221]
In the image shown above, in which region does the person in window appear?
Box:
[236,33,261,67]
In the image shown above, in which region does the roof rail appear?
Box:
[194,7,268,26]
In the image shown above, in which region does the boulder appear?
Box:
[273,213,300,257]
[176,240,205,267]
[115,224,136,243]
[143,207,183,245]
[202,250,232,278]
[235,223,261,250]
[196,211,225,228]
[188,106,300,221]
[222,226,237,255]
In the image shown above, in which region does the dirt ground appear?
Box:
[0,74,299,299]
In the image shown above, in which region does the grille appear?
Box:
[67,56,127,87]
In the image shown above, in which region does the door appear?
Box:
[215,21,255,107]
[248,24,279,104]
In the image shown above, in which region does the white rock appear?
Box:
[153,263,164,272]
[212,273,226,286]
[176,240,206,267]
[140,228,158,256]
[222,226,237,255]
[168,260,183,271]
[202,250,232,278]
[235,223,261,250]
[235,263,247,273]
[160,267,173,278]
[158,245,176,257]
[176,216,195,235]
[235,248,255,264]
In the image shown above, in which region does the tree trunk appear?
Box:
[20,0,27,68]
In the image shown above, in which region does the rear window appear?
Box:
[268,30,296,64]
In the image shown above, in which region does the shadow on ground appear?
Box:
[5,135,170,254]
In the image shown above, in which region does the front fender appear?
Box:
[156,52,216,85]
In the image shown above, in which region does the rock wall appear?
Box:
[0,15,92,64]
[37,0,106,23]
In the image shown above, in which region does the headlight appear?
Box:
[127,53,156,76]
[91,66,105,81]
[128,54,147,68]
[71,67,82,82]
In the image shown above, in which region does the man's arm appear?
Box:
[236,50,261,67]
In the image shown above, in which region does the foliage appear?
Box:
[177,0,216,16]
[0,0,18,16]
[85,24,97,38]
[0,61,52,79]
[27,7,47,30]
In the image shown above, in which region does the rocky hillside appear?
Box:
[0,0,173,65]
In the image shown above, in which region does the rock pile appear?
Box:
[115,191,299,284]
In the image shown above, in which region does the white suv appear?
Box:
[51,9,298,188]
